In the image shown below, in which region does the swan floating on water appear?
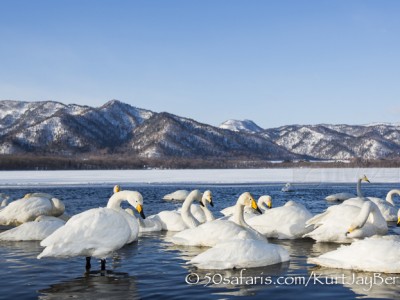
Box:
[38,190,145,271]
[282,183,294,192]
[366,189,400,222]
[171,192,264,247]
[0,216,66,241]
[0,194,65,226]
[308,235,400,273]
[182,192,289,269]
[325,192,355,202]
[246,201,313,239]
[220,195,272,218]
[324,175,369,202]
[163,190,190,201]
[0,193,10,208]
[155,190,210,231]
[190,238,290,270]
[304,199,387,243]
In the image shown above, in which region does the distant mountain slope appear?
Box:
[129,113,297,160]
[1,99,399,161]
[219,119,263,133]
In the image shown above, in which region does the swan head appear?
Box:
[50,198,65,216]
[200,190,213,207]
[239,192,262,214]
[23,193,33,199]
[258,195,272,209]
[113,185,121,193]
[360,175,370,183]
[126,191,146,219]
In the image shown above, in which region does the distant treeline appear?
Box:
[1,154,400,170]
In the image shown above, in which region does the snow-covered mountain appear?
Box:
[1,100,399,161]
[0,100,153,155]
[219,119,263,133]
[262,124,400,160]
[0,100,298,161]
[129,113,296,160]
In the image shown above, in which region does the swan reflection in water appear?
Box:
[38,271,140,300]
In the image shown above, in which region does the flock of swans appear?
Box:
[1,176,400,274]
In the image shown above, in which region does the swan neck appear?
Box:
[356,178,363,197]
[181,192,200,228]
[201,202,215,222]
[352,201,373,229]
[232,202,249,228]
[386,190,400,206]
[107,192,127,210]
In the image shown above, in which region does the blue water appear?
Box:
[1,183,400,299]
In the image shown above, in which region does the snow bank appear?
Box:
[0,168,399,187]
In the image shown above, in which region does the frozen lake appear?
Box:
[0,168,399,186]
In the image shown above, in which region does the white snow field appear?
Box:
[0,168,399,187]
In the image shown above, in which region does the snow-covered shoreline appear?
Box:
[0,168,399,187]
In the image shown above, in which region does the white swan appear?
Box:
[190,238,290,270]
[38,190,144,271]
[308,235,400,273]
[156,190,209,231]
[304,200,387,243]
[246,201,313,239]
[113,185,159,233]
[0,216,66,241]
[325,192,355,202]
[342,175,370,207]
[220,195,271,217]
[178,190,214,223]
[125,208,162,233]
[0,194,65,226]
[163,190,190,201]
[282,183,294,192]
[367,189,400,222]
[171,192,264,247]
[0,193,10,208]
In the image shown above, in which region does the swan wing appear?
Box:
[38,208,131,259]
[308,236,400,273]
[190,239,290,269]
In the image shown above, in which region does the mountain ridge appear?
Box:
[1,99,399,163]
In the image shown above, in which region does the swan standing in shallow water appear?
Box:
[246,201,313,239]
[0,216,66,241]
[38,190,145,271]
[308,235,400,273]
[0,194,65,226]
[304,200,387,243]
[220,195,272,218]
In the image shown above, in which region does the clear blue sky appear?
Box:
[1,0,399,128]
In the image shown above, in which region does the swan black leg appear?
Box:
[86,257,91,270]
[101,259,106,271]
